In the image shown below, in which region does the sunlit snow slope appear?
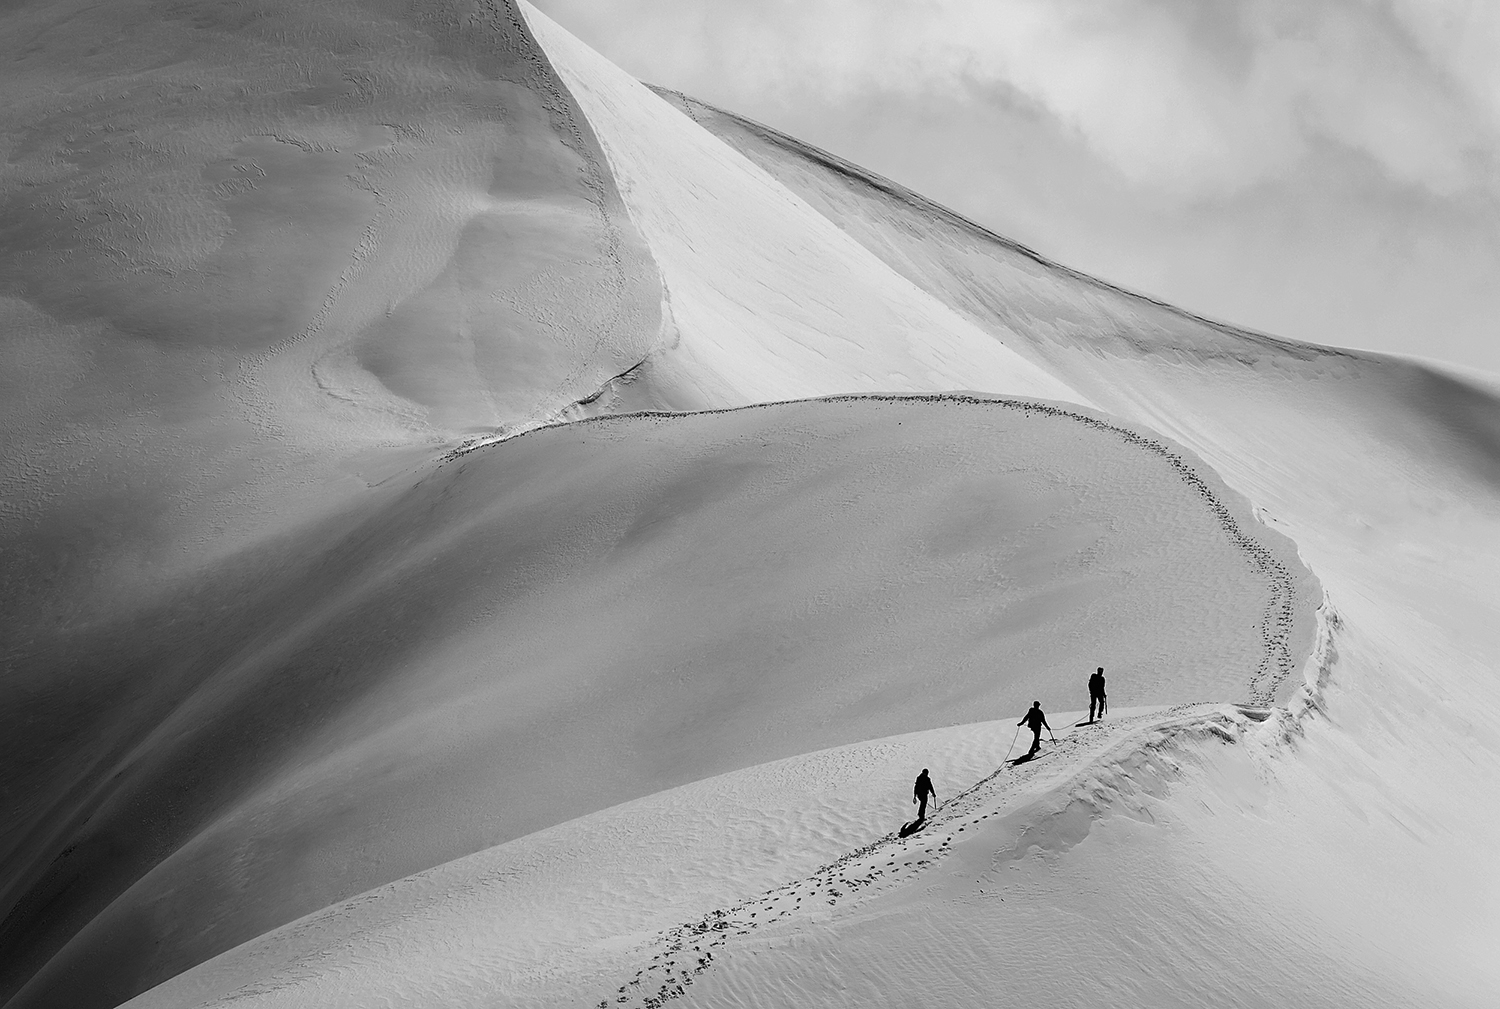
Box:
[3,2,1499,1008]
[0,4,1099,1001]
[644,83,1500,1006]
[520,4,1080,412]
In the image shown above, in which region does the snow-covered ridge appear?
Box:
[653,54,1500,1005]
[460,389,1313,704]
[519,1,1083,412]
[124,591,1341,1009]
[117,702,1258,1009]
[651,85,1356,366]
[5,393,1316,1007]
[4,1,1499,1006]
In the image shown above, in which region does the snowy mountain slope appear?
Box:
[652,86,1500,512]
[3,2,1498,1008]
[619,83,1500,1007]
[2,395,1314,1008]
[557,92,1500,1006]
[119,703,1240,1009]
[647,87,1339,367]
[670,610,1500,1009]
[108,26,1500,1009]
[0,12,1106,991]
[1,2,671,999]
[123,454,1500,1009]
[519,3,1080,413]
[0,0,663,630]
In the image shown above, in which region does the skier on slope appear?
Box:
[913,768,937,821]
[1019,701,1051,757]
[1088,667,1107,722]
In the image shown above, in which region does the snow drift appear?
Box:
[2,1,1498,1008]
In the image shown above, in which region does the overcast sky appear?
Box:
[532,0,1500,376]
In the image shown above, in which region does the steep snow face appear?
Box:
[0,0,662,624]
[520,3,1081,411]
[647,88,1306,367]
[6,5,1498,1008]
[1,397,1314,1008]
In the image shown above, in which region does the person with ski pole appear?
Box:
[1018,701,1052,757]
[913,768,937,821]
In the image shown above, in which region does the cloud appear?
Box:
[534,0,1499,199]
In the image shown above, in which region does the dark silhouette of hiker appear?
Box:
[1019,702,1051,756]
[1088,667,1107,722]
[913,768,936,821]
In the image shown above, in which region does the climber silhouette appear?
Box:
[1088,667,1108,722]
[913,768,937,821]
[1019,701,1051,757]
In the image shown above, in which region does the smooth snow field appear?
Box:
[2,2,1499,1008]
[3,395,1317,1007]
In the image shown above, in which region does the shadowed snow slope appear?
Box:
[2,396,1314,1007]
[0,0,663,629]
[4,3,1500,1008]
[0,6,1094,999]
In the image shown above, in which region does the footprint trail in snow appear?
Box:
[597,703,1252,1009]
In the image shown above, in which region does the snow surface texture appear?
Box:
[0,0,663,628]
[122,704,1239,1009]
[520,4,1080,415]
[3,394,1314,1007]
[652,75,1500,1008]
[2,2,1498,1008]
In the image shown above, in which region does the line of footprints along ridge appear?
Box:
[595,397,1301,1007]
[596,707,1238,1009]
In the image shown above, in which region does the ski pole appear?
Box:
[1003,724,1020,762]
[1048,727,1058,745]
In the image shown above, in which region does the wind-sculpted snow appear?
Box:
[590,704,1256,1009]
[1,396,1313,1008]
[0,0,673,1002]
[4,2,1499,1007]
[520,3,1081,413]
[651,83,1500,1007]
[852,394,1305,706]
[590,614,1337,1009]
[649,87,1331,369]
[0,0,663,633]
